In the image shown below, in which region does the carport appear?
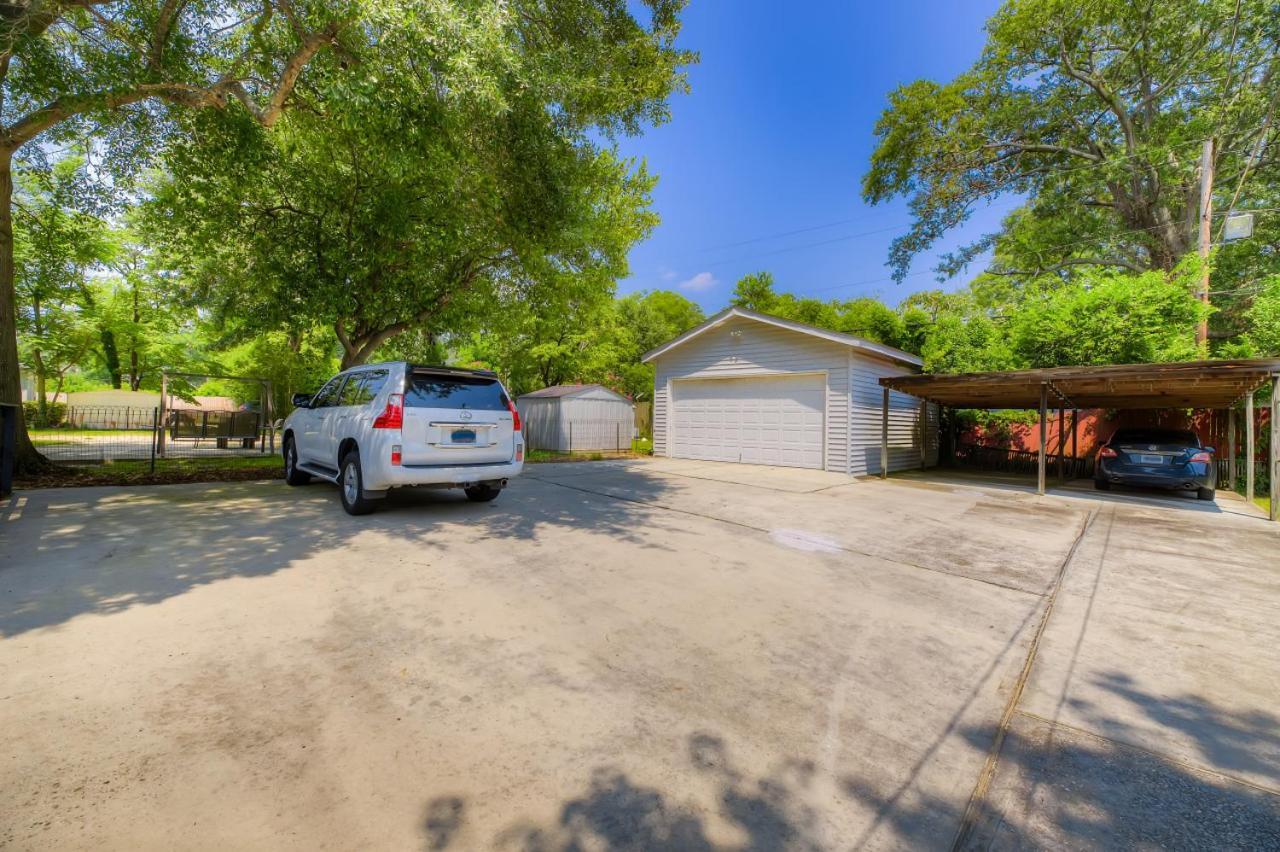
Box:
[878,358,1280,521]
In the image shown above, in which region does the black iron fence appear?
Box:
[951,443,1268,497]
[31,405,276,472]
[953,444,1095,479]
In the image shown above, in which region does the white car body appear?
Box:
[282,363,524,511]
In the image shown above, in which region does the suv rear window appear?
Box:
[406,373,508,410]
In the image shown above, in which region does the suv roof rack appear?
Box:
[408,363,499,378]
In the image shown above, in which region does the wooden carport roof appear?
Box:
[879,358,1280,410]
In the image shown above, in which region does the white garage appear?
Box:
[643,307,936,474]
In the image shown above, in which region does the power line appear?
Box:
[793,206,1277,298]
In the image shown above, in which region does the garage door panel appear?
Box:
[671,375,825,469]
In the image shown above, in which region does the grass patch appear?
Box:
[16,454,282,489]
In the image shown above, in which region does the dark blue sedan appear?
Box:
[1095,428,1217,500]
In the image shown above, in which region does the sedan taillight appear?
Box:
[1098,447,1118,458]
[373,393,404,429]
[1189,451,1212,463]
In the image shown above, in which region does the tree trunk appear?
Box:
[100,327,121,388]
[33,351,47,424]
[129,282,140,390]
[32,296,48,425]
[0,151,50,472]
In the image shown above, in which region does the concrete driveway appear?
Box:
[1,459,1277,849]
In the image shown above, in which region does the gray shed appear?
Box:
[517,384,635,452]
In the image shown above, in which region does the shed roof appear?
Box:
[518,383,631,403]
[879,358,1280,410]
[641,307,923,368]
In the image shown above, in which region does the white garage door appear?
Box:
[671,375,825,469]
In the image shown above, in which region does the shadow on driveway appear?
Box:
[0,469,677,638]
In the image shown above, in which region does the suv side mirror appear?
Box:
[292,393,313,408]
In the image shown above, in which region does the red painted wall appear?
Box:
[964,408,1272,459]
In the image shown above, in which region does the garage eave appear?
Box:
[641,307,923,368]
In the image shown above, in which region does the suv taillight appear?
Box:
[1098,447,1117,458]
[506,395,521,431]
[373,393,404,429]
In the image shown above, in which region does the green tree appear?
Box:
[0,0,355,470]
[863,0,1279,293]
[13,157,112,423]
[1244,275,1280,356]
[730,271,779,312]
[612,289,704,399]
[1008,266,1209,367]
[151,2,688,369]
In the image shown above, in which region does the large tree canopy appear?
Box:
[863,0,1279,291]
[148,2,688,368]
[0,0,692,469]
[0,0,363,469]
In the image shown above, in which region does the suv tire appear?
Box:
[340,450,376,515]
[284,437,310,486]
[465,484,502,503]
[1196,487,1215,501]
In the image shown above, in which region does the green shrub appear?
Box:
[23,401,67,428]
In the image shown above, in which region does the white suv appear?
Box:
[282,363,525,515]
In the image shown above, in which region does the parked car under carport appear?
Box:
[1094,427,1216,500]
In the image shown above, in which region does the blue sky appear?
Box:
[615,0,1016,312]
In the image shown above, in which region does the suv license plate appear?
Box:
[451,429,477,444]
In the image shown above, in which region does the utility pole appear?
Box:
[1196,138,1214,348]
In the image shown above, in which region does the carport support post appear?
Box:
[880,387,889,479]
[1057,406,1066,483]
[919,398,928,469]
[1070,409,1078,480]
[1037,383,1048,496]
[1271,375,1278,522]
[1227,406,1236,490]
[1246,391,1255,505]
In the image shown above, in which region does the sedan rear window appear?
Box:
[1110,429,1198,447]
[406,374,508,410]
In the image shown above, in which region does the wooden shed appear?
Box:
[517,384,635,452]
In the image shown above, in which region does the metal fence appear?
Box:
[32,405,277,471]
[521,417,638,457]
[951,443,1267,496]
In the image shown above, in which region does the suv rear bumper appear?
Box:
[364,459,525,491]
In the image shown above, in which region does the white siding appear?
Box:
[517,392,634,451]
[559,396,634,451]
[652,317,851,473]
[652,315,933,475]
[849,358,937,476]
[517,397,561,450]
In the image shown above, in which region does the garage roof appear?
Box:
[641,307,923,368]
[518,383,630,402]
[879,358,1280,410]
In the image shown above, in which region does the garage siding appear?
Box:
[850,358,938,476]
